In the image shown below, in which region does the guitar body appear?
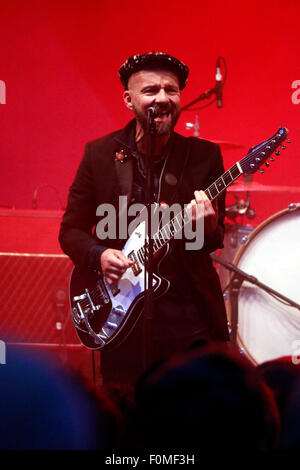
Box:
[70,220,170,350]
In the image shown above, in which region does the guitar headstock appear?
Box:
[241,127,290,175]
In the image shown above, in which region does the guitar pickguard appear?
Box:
[70,219,169,350]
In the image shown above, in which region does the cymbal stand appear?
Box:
[225,191,256,221]
[210,254,300,345]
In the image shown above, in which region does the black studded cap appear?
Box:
[119,52,189,90]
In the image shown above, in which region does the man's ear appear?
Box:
[123,90,133,111]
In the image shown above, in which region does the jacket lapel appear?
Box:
[113,122,192,207]
[114,155,133,200]
[113,120,136,202]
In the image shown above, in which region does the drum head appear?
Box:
[229,205,300,364]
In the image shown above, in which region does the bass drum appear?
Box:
[227,204,300,364]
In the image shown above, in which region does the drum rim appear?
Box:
[226,204,300,364]
[232,204,300,268]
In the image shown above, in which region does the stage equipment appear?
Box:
[185,117,244,149]
[224,204,300,364]
[69,128,289,350]
[32,184,65,210]
[215,57,223,108]
[214,223,255,291]
[182,56,227,111]
[141,105,157,370]
[0,209,97,384]
[228,182,300,193]
[0,252,80,346]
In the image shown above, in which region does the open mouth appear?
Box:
[155,111,171,121]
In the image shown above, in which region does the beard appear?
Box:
[132,104,180,135]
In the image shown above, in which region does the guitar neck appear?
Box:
[204,162,242,202]
[137,162,243,260]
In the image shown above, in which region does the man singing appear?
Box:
[59,52,229,385]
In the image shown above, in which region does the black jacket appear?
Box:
[59,120,229,341]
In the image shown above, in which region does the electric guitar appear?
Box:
[69,127,289,350]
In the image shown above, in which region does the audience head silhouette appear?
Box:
[0,347,119,449]
[133,342,279,451]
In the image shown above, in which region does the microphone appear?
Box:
[54,288,67,332]
[32,188,38,209]
[31,184,65,210]
[147,104,160,117]
[215,58,223,108]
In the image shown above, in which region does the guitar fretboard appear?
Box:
[136,162,242,264]
[205,163,241,201]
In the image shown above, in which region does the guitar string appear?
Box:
[137,131,286,262]
[76,131,287,312]
[140,158,262,257]
[205,131,286,199]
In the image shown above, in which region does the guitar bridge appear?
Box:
[72,288,101,324]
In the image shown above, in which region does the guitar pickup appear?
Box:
[128,250,142,276]
[97,279,110,304]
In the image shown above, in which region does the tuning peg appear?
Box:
[275,150,280,156]
[265,162,270,168]
[259,169,264,174]
[281,145,286,150]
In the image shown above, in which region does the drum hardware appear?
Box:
[288,202,299,211]
[225,192,256,220]
[227,205,300,364]
[182,56,227,113]
[185,115,200,137]
[213,223,255,292]
[210,253,300,346]
[228,182,300,193]
[185,116,244,150]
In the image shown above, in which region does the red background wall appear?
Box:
[1,0,300,233]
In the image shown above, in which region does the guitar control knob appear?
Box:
[270,157,275,161]
[281,145,286,149]
[259,169,264,174]
[275,150,280,156]
[265,162,270,168]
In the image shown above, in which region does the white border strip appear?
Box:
[0,252,69,258]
